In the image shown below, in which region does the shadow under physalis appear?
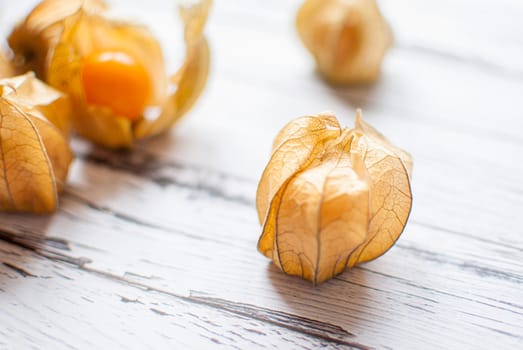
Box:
[0,72,73,213]
[256,111,412,284]
[8,0,211,149]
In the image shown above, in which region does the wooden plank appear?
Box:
[0,238,368,350]
[1,137,521,348]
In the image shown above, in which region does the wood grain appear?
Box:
[1,0,522,349]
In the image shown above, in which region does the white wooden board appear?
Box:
[0,0,522,349]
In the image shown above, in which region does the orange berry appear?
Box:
[81,51,151,121]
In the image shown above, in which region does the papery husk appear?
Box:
[10,0,211,149]
[0,72,73,213]
[8,0,107,79]
[296,0,392,84]
[3,73,72,134]
[133,0,211,139]
[256,111,412,284]
[46,8,169,148]
[0,52,16,78]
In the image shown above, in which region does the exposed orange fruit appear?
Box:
[81,51,151,120]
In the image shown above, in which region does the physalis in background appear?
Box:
[256,111,412,284]
[8,0,211,148]
[296,0,392,84]
[0,73,73,213]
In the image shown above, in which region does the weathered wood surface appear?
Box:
[1,0,522,349]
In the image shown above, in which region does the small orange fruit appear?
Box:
[81,51,151,120]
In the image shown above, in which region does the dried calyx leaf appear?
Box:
[256,111,412,284]
[8,0,107,79]
[296,0,392,84]
[8,0,211,149]
[0,72,73,213]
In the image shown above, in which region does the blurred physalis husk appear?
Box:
[296,0,392,84]
[8,0,108,80]
[0,72,73,213]
[256,111,412,284]
[0,51,15,78]
[8,0,211,148]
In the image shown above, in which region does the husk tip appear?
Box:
[355,108,363,121]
